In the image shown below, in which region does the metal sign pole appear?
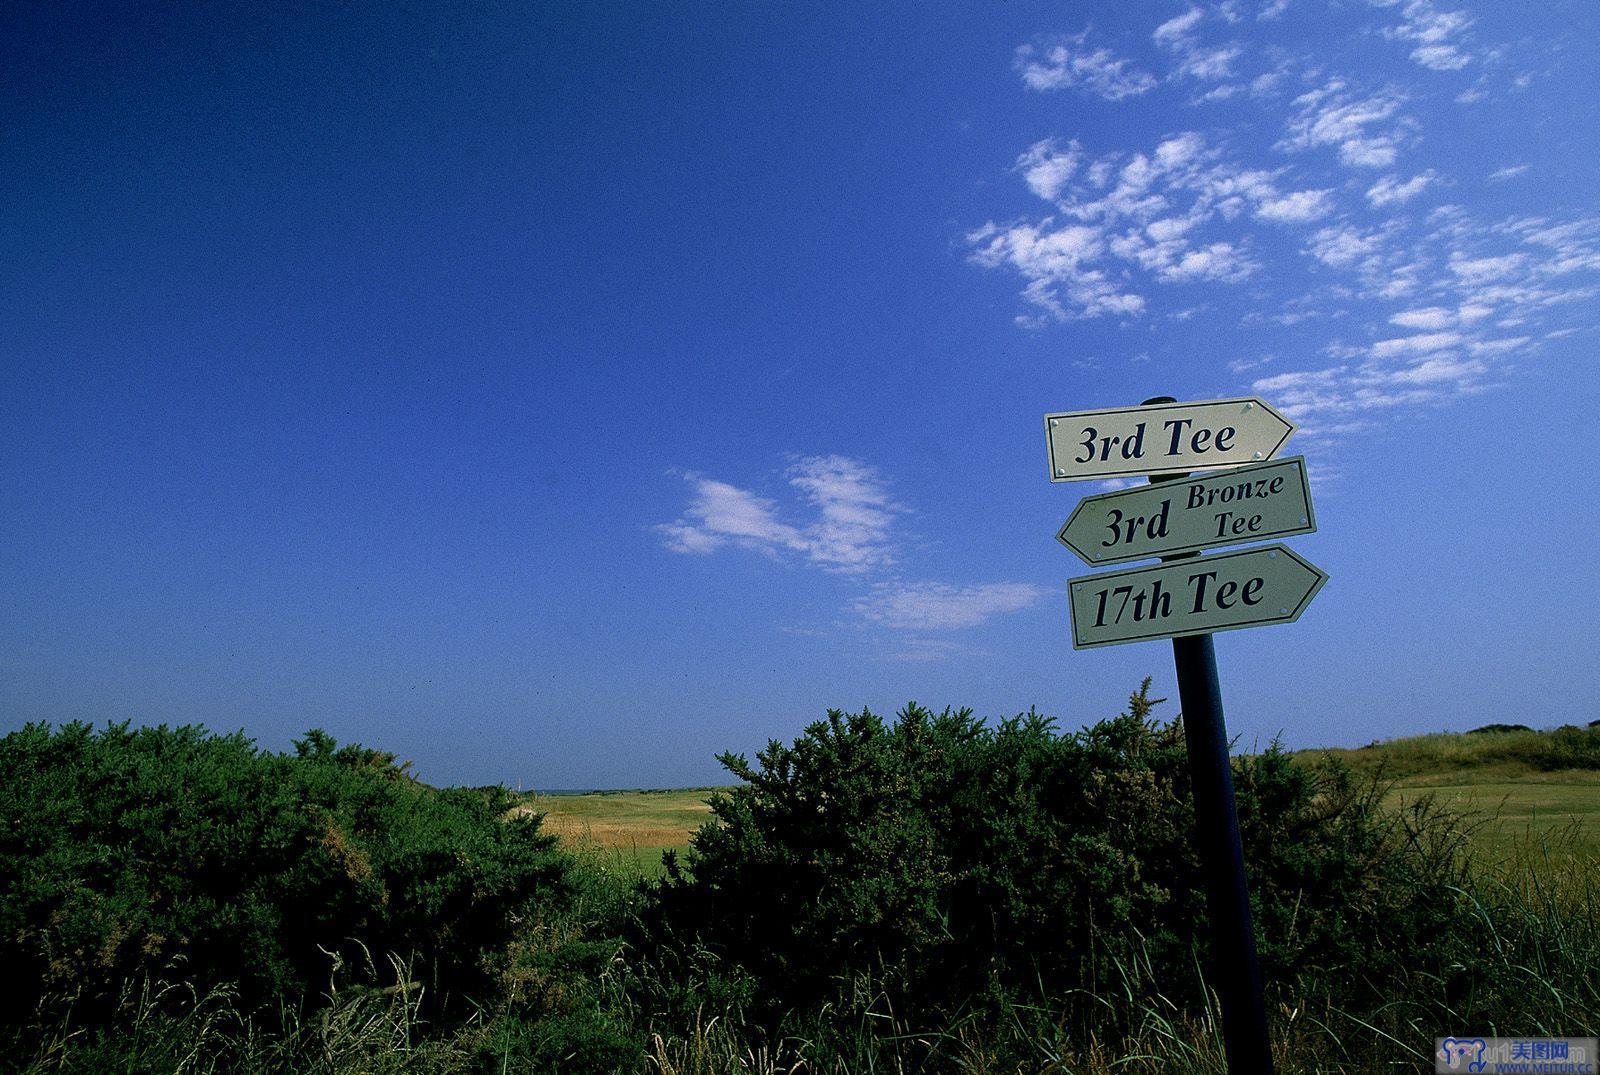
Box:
[1143,396,1274,1075]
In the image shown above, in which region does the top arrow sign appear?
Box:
[1045,397,1296,482]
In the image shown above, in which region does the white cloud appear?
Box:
[1249,353,1493,430]
[1499,217,1600,275]
[1153,8,1205,44]
[1388,304,1492,330]
[1382,0,1474,71]
[1194,82,1244,104]
[1449,251,1527,284]
[970,6,1600,445]
[661,461,1053,642]
[657,521,728,555]
[1279,80,1408,169]
[968,220,1148,321]
[1256,188,1333,223]
[657,479,799,556]
[658,458,898,573]
[972,130,1341,319]
[786,456,901,574]
[1250,69,1287,96]
[1410,44,1469,70]
[1152,7,1244,83]
[1370,332,1464,358]
[1161,241,1256,282]
[1389,306,1452,330]
[1366,171,1437,207]
[1180,45,1243,80]
[1015,34,1158,100]
[1307,224,1391,269]
[1470,336,1531,355]
[1016,138,1082,202]
[854,581,1048,631]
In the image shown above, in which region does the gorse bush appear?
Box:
[4,692,1597,1074]
[0,721,569,1030]
[642,682,1508,1034]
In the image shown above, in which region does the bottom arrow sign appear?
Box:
[1068,543,1327,649]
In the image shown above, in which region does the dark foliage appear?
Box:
[644,681,1471,1029]
[0,721,569,1028]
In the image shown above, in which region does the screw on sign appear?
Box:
[1041,394,1328,1075]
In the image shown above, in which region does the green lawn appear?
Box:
[1302,725,1600,869]
[1383,773,1600,867]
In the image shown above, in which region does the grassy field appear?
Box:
[521,787,721,874]
[528,726,1600,874]
[1304,725,1600,866]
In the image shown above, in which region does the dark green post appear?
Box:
[1142,396,1274,1075]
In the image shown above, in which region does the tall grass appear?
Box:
[12,835,1596,1075]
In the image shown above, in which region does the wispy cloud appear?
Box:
[1153,7,1244,83]
[660,458,1046,650]
[970,130,1343,321]
[1256,188,1334,223]
[972,3,1599,442]
[1278,79,1410,169]
[854,581,1049,631]
[658,456,898,573]
[1015,138,1083,201]
[1380,0,1475,71]
[1366,171,1437,207]
[1250,206,1600,429]
[1015,33,1157,100]
[786,456,903,574]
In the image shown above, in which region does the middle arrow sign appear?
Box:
[1057,456,1316,566]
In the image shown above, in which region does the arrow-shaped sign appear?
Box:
[1045,396,1295,482]
[1057,456,1316,566]
[1067,543,1327,649]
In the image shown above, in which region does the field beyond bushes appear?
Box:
[519,789,718,874]
[531,724,1600,873]
[4,692,1598,1074]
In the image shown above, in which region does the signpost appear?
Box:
[1045,396,1295,482]
[1068,544,1326,648]
[1042,394,1325,1075]
[1058,457,1316,566]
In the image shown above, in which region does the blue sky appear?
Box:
[4,1,1599,787]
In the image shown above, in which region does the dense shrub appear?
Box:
[643,682,1474,1031]
[0,722,570,1029]
[5,693,1598,1074]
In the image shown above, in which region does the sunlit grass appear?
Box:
[518,787,722,876]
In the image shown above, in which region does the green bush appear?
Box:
[642,682,1474,1032]
[0,722,569,1029]
[6,694,1597,1074]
